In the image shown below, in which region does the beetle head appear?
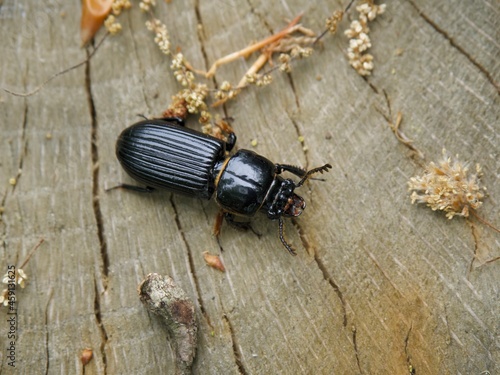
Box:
[283,193,306,217]
[267,179,305,219]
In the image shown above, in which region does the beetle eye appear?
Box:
[284,194,306,217]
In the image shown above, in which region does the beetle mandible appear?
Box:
[111,118,331,255]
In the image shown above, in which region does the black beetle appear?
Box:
[112,118,331,255]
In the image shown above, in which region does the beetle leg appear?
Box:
[225,132,237,152]
[213,209,225,237]
[275,164,307,177]
[295,164,332,187]
[278,217,297,255]
[224,212,253,231]
[105,184,155,193]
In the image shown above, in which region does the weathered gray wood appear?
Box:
[0,0,498,374]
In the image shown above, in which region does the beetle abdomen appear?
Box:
[116,120,225,199]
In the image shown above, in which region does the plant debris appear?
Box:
[408,151,485,219]
[138,273,197,375]
[345,0,386,76]
[80,0,113,46]
[203,252,226,272]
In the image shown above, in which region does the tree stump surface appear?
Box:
[0,1,498,374]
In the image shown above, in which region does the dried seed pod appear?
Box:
[138,273,197,375]
[80,348,93,366]
[203,251,226,272]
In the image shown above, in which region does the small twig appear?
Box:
[211,53,269,107]
[205,13,303,77]
[19,238,45,269]
[380,91,425,159]
[2,33,109,97]
[469,210,500,234]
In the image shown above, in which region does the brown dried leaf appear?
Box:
[80,348,93,366]
[203,251,225,272]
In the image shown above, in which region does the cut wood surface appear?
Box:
[0,1,499,374]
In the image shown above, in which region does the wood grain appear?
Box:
[0,0,498,374]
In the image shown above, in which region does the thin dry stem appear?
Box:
[469,210,500,234]
[2,34,109,97]
[205,13,303,77]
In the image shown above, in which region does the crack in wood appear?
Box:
[85,48,110,285]
[193,1,210,72]
[407,0,500,95]
[291,219,348,327]
[287,116,310,171]
[12,100,28,195]
[245,0,273,34]
[286,73,301,109]
[169,196,213,329]
[44,289,53,374]
[352,325,363,374]
[193,1,231,120]
[93,276,108,374]
[127,11,153,115]
[404,323,416,374]
[223,314,249,375]
[1,97,28,217]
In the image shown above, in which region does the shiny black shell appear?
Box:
[116,120,226,199]
[216,150,277,216]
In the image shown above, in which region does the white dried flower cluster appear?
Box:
[408,153,485,219]
[245,73,273,87]
[279,53,292,73]
[112,0,131,15]
[215,81,237,101]
[0,269,28,307]
[162,83,209,119]
[326,10,344,34]
[290,46,313,59]
[345,1,386,76]
[139,0,156,12]
[184,85,209,114]
[171,53,195,87]
[146,18,170,56]
[104,15,122,35]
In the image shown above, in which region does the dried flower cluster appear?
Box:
[245,72,273,87]
[104,0,132,34]
[0,239,44,308]
[168,53,209,114]
[326,10,344,34]
[136,2,383,134]
[408,153,485,219]
[345,1,386,76]
[111,0,131,15]
[139,0,156,12]
[146,18,171,56]
[104,15,122,34]
[277,47,314,73]
[0,269,28,307]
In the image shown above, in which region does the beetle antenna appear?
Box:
[279,218,297,255]
[295,164,332,187]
